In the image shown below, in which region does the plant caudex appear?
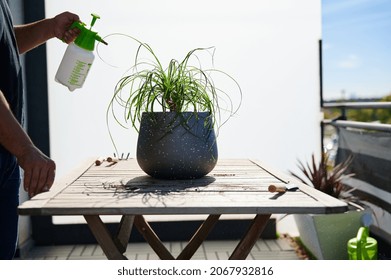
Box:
[107,35,242,138]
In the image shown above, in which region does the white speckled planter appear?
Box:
[294,209,368,259]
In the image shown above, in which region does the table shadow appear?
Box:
[105,175,216,204]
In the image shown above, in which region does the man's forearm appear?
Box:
[14,18,55,54]
[0,91,34,158]
[14,12,80,55]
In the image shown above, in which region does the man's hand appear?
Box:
[16,145,56,197]
[1,90,56,197]
[52,11,80,43]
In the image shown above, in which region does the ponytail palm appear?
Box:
[107,35,242,134]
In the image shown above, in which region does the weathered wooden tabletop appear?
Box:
[18,158,348,216]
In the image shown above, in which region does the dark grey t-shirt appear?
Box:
[0,0,23,123]
[0,0,23,156]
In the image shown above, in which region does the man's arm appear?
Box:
[0,91,55,197]
[14,11,79,54]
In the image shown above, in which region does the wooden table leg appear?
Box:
[133,215,175,260]
[131,215,221,260]
[229,214,272,260]
[84,215,127,260]
[114,215,134,254]
[177,214,221,260]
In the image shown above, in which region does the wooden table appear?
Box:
[18,158,348,260]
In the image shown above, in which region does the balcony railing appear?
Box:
[321,100,391,249]
[321,101,391,150]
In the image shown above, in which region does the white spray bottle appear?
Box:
[55,13,108,92]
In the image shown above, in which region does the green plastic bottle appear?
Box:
[55,14,107,92]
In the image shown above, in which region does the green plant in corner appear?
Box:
[106,35,242,138]
[290,153,354,198]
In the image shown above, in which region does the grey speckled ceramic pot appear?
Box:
[136,112,218,179]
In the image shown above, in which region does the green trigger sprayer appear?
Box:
[55,13,108,92]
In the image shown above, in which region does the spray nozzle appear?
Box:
[70,13,108,50]
[90,13,100,29]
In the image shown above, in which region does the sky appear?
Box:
[322,0,391,100]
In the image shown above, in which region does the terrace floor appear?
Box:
[18,235,306,260]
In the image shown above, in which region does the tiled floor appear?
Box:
[21,238,302,260]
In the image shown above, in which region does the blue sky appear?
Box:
[322,0,391,100]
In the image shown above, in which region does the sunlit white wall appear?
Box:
[45,0,322,179]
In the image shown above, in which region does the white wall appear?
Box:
[45,0,322,180]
